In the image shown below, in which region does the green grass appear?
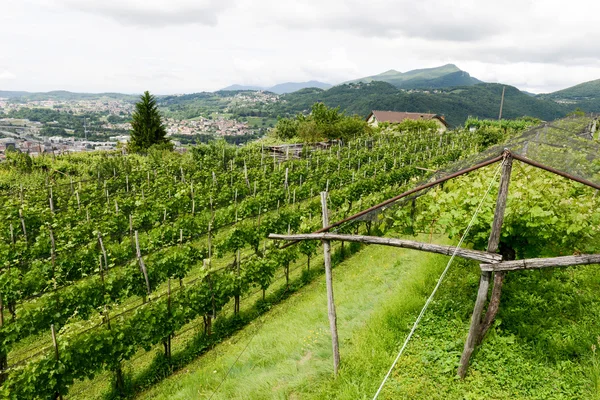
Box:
[135,235,600,400]
[303,262,600,399]
[137,238,446,399]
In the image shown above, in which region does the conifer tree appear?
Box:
[128,91,171,152]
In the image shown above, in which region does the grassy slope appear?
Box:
[138,234,600,400]
[138,239,449,399]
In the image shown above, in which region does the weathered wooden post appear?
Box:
[320,191,340,376]
[134,231,151,298]
[97,231,108,272]
[0,293,6,384]
[19,209,27,242]
[51,324,63,400]
[164,278,172,360]
[458,151,512,378]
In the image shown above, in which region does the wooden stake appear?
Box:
[97,231,108,272]
[51,324,63,399]
[458,152,512,378]
[320,192,340,376]
[19,209,27,242]
[0,294,4,326]
[49,227,56,284]
[134,231,151,296]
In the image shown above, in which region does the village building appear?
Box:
[366,110,449,132]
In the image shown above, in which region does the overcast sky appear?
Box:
[2,0,600,94]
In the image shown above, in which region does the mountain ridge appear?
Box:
[343,64,482,89]
[220,80,332,94]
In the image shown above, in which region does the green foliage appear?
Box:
[380,119,441,132]
[128,91,172,152]
[273,102,371,142]
[4,148,33,173]
[568,107,586,117]
[273,118,298,140]
[393,163,600,258]
[464,116,541,131]
[40,126,69,137]
[0,118,512,398]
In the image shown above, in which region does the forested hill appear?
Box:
[272,82,568,126]
[343,64,482,89]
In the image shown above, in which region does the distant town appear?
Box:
[0,91,277,159]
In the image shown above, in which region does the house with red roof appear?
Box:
[366,110,449,132]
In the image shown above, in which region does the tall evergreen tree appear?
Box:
[128,91,171,152]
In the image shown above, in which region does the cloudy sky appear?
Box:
[2,0,600,94]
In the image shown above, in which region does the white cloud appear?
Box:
[58,0,235,27]
[0,71,16,80]
[1,0,600,93]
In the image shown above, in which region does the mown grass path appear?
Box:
[138,240,444,399]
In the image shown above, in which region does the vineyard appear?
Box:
[0,119,540,399]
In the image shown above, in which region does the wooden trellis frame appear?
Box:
[269,149,600,377]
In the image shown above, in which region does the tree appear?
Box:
[128,91,172,152]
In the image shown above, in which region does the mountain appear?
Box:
[344,64,482,89]
[269,81,567,127]
[0,90,137,101]
[220,81,332,94]
[536,79,600,114]
[0,91,30,98]
[268,81,332,94]
[220,84,265,91]
[541,79,600,101]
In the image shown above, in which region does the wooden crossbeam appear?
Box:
[268,233,502,264]
[481,254,600,272]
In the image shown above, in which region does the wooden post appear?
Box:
[320,192,340,376]
[164,278,172,360]
[206,259,215,334]
[19,209,27,242]
[97,231,108,272]
[0,293,5,384]
[49,227,56,287]
[51,324,63,400]
[234,249,241,315]
[104,307,125,395]
[135,231,151,297]
[458,152,512,378]
[99,255,105,287]
[208,223,212,259]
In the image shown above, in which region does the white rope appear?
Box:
[372,160,504,399]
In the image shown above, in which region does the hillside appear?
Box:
[272,82,567,126]
[159,82,570,127]
[0,90,137,101]
[221,80,332,94]
[344,64,482,89]
[542,78,600,101]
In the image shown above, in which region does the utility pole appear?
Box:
[498,86,505,121]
